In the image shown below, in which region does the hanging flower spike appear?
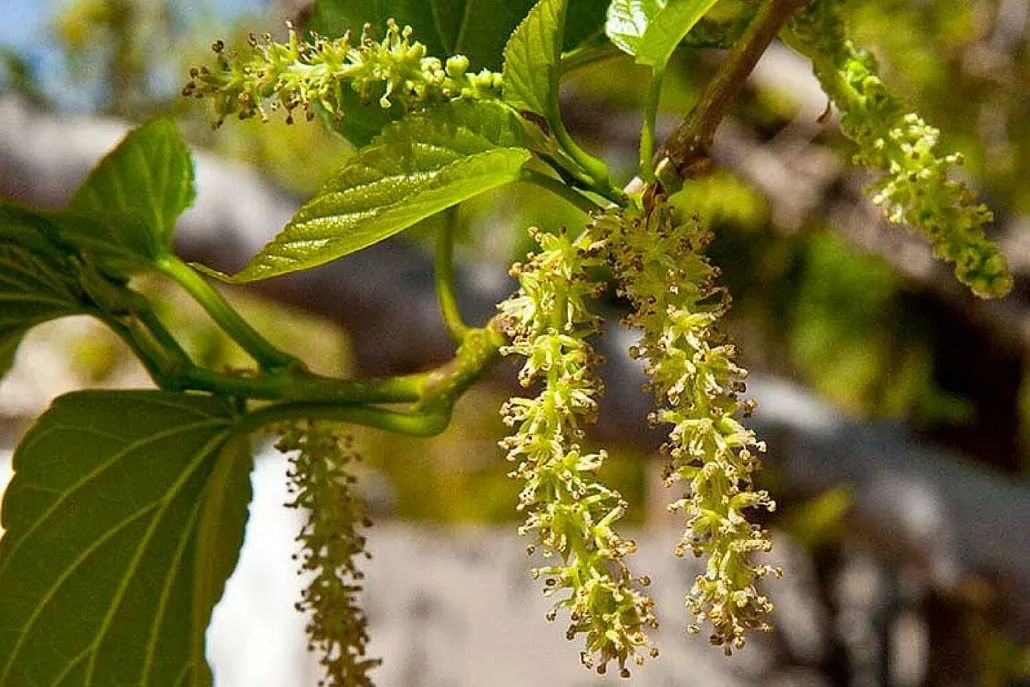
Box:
[278,422,379,687]
[785,0,1012,299]
[498,227,659,676]
[593,199,779,655]
[183,19,503,127]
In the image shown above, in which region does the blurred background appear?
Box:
[1,0,1030,685]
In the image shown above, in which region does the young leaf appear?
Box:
[71,118,195,251]
[311,0,537,71]
[605,0,663,55]
[0,204,91,379]
[606,0,720,67]
[228,100,533,282]
[0,391,252,687]
[46,211,160,277]
[503,0,567,118]
[635,0,721,68]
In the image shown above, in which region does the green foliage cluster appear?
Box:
[0,0,1016,684]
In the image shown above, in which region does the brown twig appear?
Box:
[657,0,810,180]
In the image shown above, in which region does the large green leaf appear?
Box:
[606,0,720,67]
[0,391,252,687]
[503,0,567,117]
[71,118,195,252]
[229,100,533,282]
[311,0,536,71]
[0,204,90,380]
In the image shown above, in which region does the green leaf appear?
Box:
[635,0,721,67]
[606,0,720,66]
[0,204,91,380]
[229,100,533,282]
[311,0,536,71]
[503,0,567,117]
[46,210,159,278]
[0,391,252,687]
[71,118,195,253]
[605,0,663,55]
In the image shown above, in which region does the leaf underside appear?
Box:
[606,0,720,68]
[230,100,533,282]
[0,391,252,687]
[0,205,91,380]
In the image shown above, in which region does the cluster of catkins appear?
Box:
[183,20,502,126]
[278,422,378,687]
[593,200,779,653]
[498,227,660,676]
[785,0,1012,299]
[498,201,777,669]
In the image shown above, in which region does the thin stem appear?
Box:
[100,313,189,388]
[415,322,505,413]
[522,170,601,214]
[434,210,469,342]
[553,117,610,187]
[640,67,665,182]
[169,366,423,404]
[156,254,300,370]
[236,402,450,438]
[657,0,810,180]
[560,41,622,73]
[547,60,611,190]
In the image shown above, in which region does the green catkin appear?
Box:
[278,422,379,687]
[498,227,659,677]
[183,19,503,127]
[785,0,1012,299]
[592,200,779,655]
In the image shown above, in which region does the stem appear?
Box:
[415,322,505,413]
[553,117,610,188]
[657,0,810,180]
[560,41,622,73]
[434,210,469,342]
[547,56,611,191]
[522,170,601,214]
[640,67,665,182]
[156,254,300,370]
[169,366,422,404]
[100,313,189,388]
[236,402,450,438]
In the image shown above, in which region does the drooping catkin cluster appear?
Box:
[592,200,778,654]
[278,422,379,687]
[183,19,502,127]
[785,0,1012,299]
[498,227,659,676]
